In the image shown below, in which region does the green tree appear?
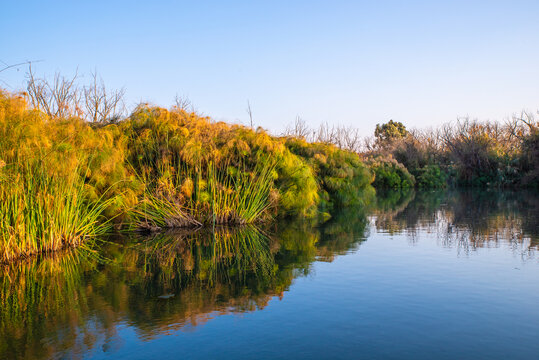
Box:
[374,120,408,144]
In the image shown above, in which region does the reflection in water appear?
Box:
[0,250,101,360]
[1,190,538,359]
[0,220,368,360]
[371,190,539,256]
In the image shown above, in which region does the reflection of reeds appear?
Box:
[131,225,274,288]
[370,188,416,234]
[0,214,370,358]
[0,247,105,360]
[115,226,288,340]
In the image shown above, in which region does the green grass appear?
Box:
[0,163,112,263]
[205,159,276,225]
[131,192,202,231]
[129,158,276,230]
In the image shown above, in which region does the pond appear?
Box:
[1,190,538,359]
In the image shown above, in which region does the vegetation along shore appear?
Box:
[0,72,537,263]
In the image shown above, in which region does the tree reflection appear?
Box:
[371,189,539,253]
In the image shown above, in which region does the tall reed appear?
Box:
[0,163,111,263]
[131,193,201,231]
[130,158,276,230]
[206,159,276,225]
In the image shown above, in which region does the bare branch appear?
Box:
[284,116,310,139]
[174,94,193,112]
[83,71,125,123]
[26,64,80,118]
[246,100,253,129]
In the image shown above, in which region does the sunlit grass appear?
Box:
[0,89,377,262]
[131,192,201,231]
[205,159,276,225]
[0,163,112,263]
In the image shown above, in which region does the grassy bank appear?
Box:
[0,90,374,262]
[5,79,535,262]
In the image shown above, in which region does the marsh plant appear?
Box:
[0,161,112,263]
[0,88,375,261]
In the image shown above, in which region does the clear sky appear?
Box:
[1,0,538,135]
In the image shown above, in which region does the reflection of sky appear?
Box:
[63,215,538,360]
[85,226,539,360]
[2,1,539,134]
[4,190,539,359]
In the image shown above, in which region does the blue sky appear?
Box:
[1,0,538,134]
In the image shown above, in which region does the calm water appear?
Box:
[1,190,538,360]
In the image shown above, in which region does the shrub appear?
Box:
[520,129,539,187]
[416,165,447,189]
[285,138,375,214]
[374,120,408,145]
[367,156,415,190]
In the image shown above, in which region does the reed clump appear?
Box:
[0,164,111,262]
[285,138,375,217]
[0,89,375,261]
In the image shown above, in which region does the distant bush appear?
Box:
[367,116,539,189]
[367,156,415,190]
[520,128,539,188]
[416,165,447,189]
[285,138,375,216]
[374,120,408,145]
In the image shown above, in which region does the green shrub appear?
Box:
[416,165,447,189]
[367,156,415,190]
[285,138,375,214]
[520,130,539,187]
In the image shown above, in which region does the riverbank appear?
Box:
[2,87,538,263]
[0,90,374,262]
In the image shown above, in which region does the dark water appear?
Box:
[1,190,539,360]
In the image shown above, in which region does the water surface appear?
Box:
[1,190,538,359]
